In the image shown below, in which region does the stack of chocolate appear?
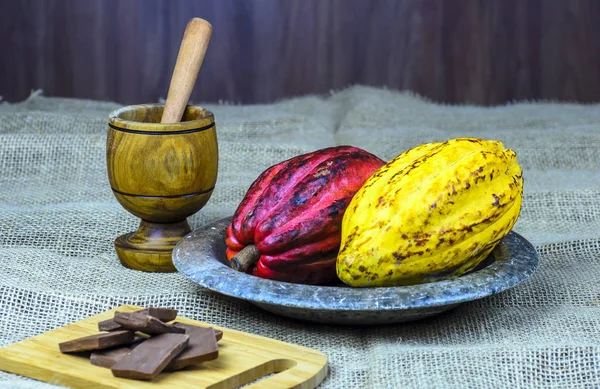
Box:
[59,308,222,380]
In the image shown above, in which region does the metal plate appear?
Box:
[173,217,539,325]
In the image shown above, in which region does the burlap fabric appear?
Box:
[1,86,599,388]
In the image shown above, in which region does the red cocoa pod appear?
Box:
[225,146,385,284]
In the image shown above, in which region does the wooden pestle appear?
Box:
[161,18,212,124]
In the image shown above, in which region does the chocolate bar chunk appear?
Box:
[173,322,223,341]
[98,318,122,332]
[98,308,176,331]
[114,311,185,335]
[90,347,131,368]
[111,333,189,380]
[165,323,219,371]
[137,307,178,322]
[59,330,134,353]
[90,336,146,368]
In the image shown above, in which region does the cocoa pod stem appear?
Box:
[230,245,260,272]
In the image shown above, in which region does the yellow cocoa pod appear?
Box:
[337,138,523,287]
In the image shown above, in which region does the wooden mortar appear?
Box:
[106,18,216,272]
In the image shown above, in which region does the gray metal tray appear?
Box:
[173,217,539,325]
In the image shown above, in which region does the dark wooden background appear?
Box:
[2,0,600,105]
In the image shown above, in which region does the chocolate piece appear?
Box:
[90,336,146,368]
[165,323,219,371]
[59,330,134,353]
[136,307,178,322]
[90,347,131,368]
[98,318,122,332]
[173,322,223,341]
[114,311,185,335]
[99,308,176,331]
[111,333,189,380]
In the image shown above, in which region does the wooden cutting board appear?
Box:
[0,305,328,389]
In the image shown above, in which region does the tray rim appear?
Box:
[173,217,540,312]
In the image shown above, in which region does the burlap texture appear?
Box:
[1,86,599,388]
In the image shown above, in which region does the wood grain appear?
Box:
[0,305,329,389]
[1,0,600,105]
